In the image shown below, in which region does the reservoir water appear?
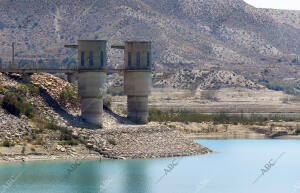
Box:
[1,139,300,193]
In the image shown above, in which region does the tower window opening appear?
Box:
[81,51,85,66]
[100,51,104,66]
[128,52,132,67]
[89,51,94,66]
[136,52,140,67]
[147,52,150,67]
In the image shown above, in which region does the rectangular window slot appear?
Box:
[100,51,104,67]
[128,52,132,67]
[136,52,140,67]
[147,52,150,68]
[89,51,94,66]
[81,51,85,66]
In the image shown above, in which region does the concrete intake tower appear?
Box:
[0,39,153,128]
[65,40,152,127]
[77,40,107,126]
[124,41,152,124]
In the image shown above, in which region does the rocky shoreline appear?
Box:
[1,72,300,164]
[0,121,212,163]
[171,121,300,140]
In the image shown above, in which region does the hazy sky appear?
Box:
[244,0,300,10]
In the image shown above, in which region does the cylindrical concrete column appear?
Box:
[77,40,107,127]
[124,41,152,124]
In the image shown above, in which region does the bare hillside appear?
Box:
[0,0,299,86]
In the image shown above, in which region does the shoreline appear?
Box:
[1,134,299,164]
[0,124,212,164]
[188,134,300,140]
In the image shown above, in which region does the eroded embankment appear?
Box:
[0,73,211,163]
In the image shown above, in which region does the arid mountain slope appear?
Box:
[0,0,299,83]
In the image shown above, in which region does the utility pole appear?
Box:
[11,42,15,68]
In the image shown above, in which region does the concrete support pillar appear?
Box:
[66,73,76,84]
[78,72,106,126]
[77,40,107,127]
[124,41,152,124]
[22,73,33,83]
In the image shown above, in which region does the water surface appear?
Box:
[1,139,300,193]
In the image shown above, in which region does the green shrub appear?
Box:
[30,145,36,152]
[60,133,78,146]
[148,108,297,125]
[121,107,127,116]
[32,139,43,145]
[265,81,299,95]
[103,96,112,110]
[25,84,40,95]
[19,102,34,117]
[2,92,21,116]
[296,128,300,135]
[0,85,8,95]
[108,138,117,145]
[59,85,78,105]
[45,118,60,130]
[1,91,34,117]
[64,139,79,146]
[16,85,28,95]
[1,140,15,147]
[21,146,25,154]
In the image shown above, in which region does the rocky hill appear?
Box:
[153,69,263,90]
[0,0,300,86]
[0,73,211,162]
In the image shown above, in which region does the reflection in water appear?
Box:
[122,161,150,193]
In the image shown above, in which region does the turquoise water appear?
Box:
[1,139,300,193]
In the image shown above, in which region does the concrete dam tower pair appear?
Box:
[76,40,152,127]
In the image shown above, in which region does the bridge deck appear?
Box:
[0,69,151,74]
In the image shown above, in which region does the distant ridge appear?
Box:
[0,0,299,84]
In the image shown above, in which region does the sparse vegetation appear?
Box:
[32,139,43,145]
[21,146,26,154]
[264,81,299,95]
[1,140,15,147]
[201,90,218,101]
[120,106,128,116]
[107,86,124,96]
[30,145,36,152]
[108,138,117,145]
[59,85,78,105]
[149,108,299,125]
[30,115,55,131]
[0,84,8,95]
[25,84,40,95]
[1,91,34,118]
[30,115,79,146]
[103,96,112,110]
[45,117,61,130]
[59,133,79,146]
[16,83,40,96]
